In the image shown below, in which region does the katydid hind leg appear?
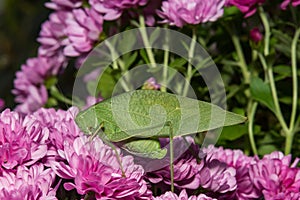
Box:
[92,122,126,177]
[165,121,174,193]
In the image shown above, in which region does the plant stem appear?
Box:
[161,28,170,92]
[83,191,94,200]
[105,40,119,70]
[258,53,289,134]
[231,33,250,84]
[139,15,156,68]
[247,101,258,155]
[50,86,80,106]
[258,6,271,56]
[105,40,131,92]
[285,28,300,155]
[229,26,259,153]
[182,28,197,97]
[289,28,300,130]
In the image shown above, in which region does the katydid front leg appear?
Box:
[165,121,174,192]
[90,122,126,177]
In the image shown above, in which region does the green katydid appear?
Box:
[75,90,246,192]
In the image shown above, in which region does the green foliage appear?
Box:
[250,77,276,113]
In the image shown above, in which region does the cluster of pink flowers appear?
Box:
[14,0,300,113]
[0,106,299,199]
[5,0,300,198]
[281,0,300,9]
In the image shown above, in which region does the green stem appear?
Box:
[139,15,156,68]
[258,53,289,134]
[258,6,271,56]
[105,40,119,70]
[285,28,300,155]
[50,86,79,106]
[247,101,258,155]
[285,133,295,155]
[182,28,197,97]
[105,40,131,92]
[289,28,300,130]
[231,33,250,85]
[83,191,94,200]
[161,29,170,92]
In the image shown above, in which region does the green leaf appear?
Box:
[250,77,276,113]
[123,52,138,70]
[258,144,278,155]
[96,69,117,98]
[149,27,161,45]
[219,124,247,141]
[76,90,246,158]
[122,139,167,159]
[139,49,150,63]
[169,58,187,69]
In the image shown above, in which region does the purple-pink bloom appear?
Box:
[0,99,4,111]
[198,155,237,194]
[147,137,201,190]
[0,164,57,199]
[0,109,48,171]
[250,27,263,43]
[37,11,72,62]
[201,145,260,199]
[153,189,216,200]
[281,0,300,10]
[25,107,83,160]
[225,0,265,17]
[249,151,300,199]
[13,56,63,114]
[64,8,103,57]
[50,136,152,199]
[158,0,225,27]
[142,77,161,90]
[45,0,82,10]
[83,96,103,110]
[89,0,148,21]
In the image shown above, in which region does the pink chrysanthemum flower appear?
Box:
[38,11,72,61]
[89,0,148,21]
[147,137,201,190]
[83,96,103,110]
[153,189,216,200]
[225,0,265,17]
[199,155,237,194]
[281,0,300,10]
[0,99,4,111]
[64,8,103,57]
[50,136,152,199]
[0,164,57,199]
[45,0,82,10]
[25,107,83,160]
[249,151,300,199]
[158,0,225,27]
[201,145,260,199]
[13,57,63,114]
[0,109,48,171]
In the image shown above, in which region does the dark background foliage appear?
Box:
[0,0,49,108]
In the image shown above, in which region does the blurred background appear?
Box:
[0,0,49,108]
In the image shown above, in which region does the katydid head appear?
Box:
[75,106,99,135]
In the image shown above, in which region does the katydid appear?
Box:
[75,90,246,192]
